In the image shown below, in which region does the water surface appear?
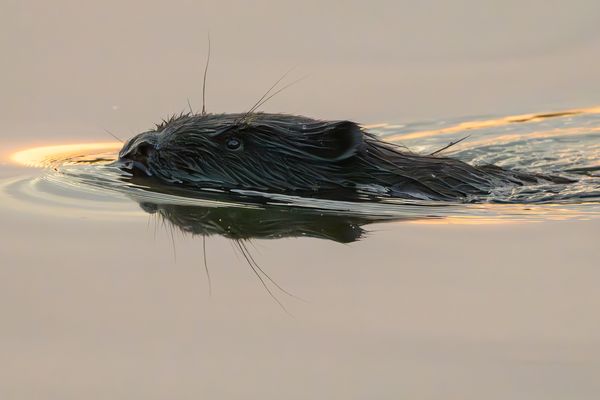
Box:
[2,1,600,397]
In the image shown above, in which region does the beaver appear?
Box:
[117,112,573,201]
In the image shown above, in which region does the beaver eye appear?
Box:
[226,137,242,151]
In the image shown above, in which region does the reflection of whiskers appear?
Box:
[147,204,311,314]
[232,239,304,315]
[202,235,212,297]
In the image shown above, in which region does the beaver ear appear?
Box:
[305,121,364,161]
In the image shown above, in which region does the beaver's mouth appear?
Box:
[117,134,158,177]
[117,158,153,176]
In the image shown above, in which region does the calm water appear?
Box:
[2,108,600,399]
[3,1,600,399]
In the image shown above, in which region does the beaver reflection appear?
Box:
[137,200,401,243]
[134,197,405,312]
[125,173,405,243]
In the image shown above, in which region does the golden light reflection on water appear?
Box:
[10,142,121,168]
[407,208,590,225]
[437,126,600,154]
[408,217,522,225]
[384,106,600,141]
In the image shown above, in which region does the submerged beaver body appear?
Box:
[118,113,570,201]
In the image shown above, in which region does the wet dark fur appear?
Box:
[118,113,572,201]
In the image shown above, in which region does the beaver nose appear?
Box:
[119,141,155,176]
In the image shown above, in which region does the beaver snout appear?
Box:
[120,158,152,176]
[118,138,156,176]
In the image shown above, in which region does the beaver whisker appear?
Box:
[234,240,291,315]
[247,75,309,115]
[238,239,305,302]
[429,135,470,156]
[201,33,211,116]
[102,128,124,143]
[168,220,177,262]
[239,67,296,124]
[202,234,212,296]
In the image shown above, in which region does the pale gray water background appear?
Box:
[1,1,600,399]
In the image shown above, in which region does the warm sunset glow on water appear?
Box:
[434,125,600,154]
[386,106,600,141]
[408,217,525,225]
[10,142,121,167]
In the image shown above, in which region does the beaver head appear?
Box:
[119,113,371,194]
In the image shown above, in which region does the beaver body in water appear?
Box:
[118,112,571,201]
